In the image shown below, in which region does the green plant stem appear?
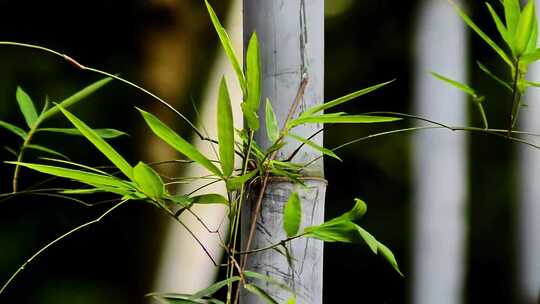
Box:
[508,59,521,137]
[236,233,305,255]
[475,101,489,129]
[0,41,205,140]
[12,119,42,192]
[0,199,128,297]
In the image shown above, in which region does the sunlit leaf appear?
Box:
[190,276,241,300]
[302,80,394,116]
[0,120,27,139]
[37,127,127,139]
[133,161,165,199]
[244,284,278,304]
[333,198,368,222]
[289,114,401,127]
[59,106,133,179]
[431,72,476,97]
[25,144,68,159]
[226,170,258,190]
[241,102,260,131]
[265,99,280,144]
[7,162,133,190]
[138,108,222,177]
[486,3,513,53]
[356,226,378,254]
[204,0,246,95]
[217,77,235,177]
[191,193,228,205]
[16,87,38,128]
[521,48,540,64]
[283,192,301,237]
[287,133,341,161]
[377,242,403,276]
[527,12,538,54]
[286,297,296,304]
[246,32,262,112]
[452,2,514,68]
[167,194,193,207]
[515,0,536,55]
[505,0,521,38]
[41,78,113,121]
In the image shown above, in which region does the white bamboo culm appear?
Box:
[519,5,540,303]
[412,1,468,304]
[152,0,243,293]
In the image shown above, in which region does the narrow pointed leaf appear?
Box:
[431,72,476,97]
[217,77,234,176]
[16,87,38,128]
[244,284,279,304]
[241,102,260,131]
[303,80,394,116]
[286,297,296,304]
[191,193,228,205]
[357,226,378,254]
[332,198,368,222]
[25,144,68,159]
[0,120,27,139]
[515,0,536,55]
[477,61,512,91]
[452,2,514,68]
[226,170,258,190]
[37,127,127,138]
[486,3,514,53]
[521,48,540,64]
[38,157,112,176]
[4,146,18,156]
[283,192,301,237]
[246,32,262,112]
[42,78,113,121]
[7,162,133,190]
[133,161,165,199]
[138,108,222,177]
[265,99,279,143]
[59,107,133,179]
[189,276,241,300]
[287,133,341,161]
[290,114,401,127]
[505,0,521,37]
[377,242,403,276]
[527,12,538,53]
[204,0,246,95]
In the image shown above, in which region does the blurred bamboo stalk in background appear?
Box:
[412,1,468,304]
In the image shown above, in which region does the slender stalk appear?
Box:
[0,199,129,296]
[508,59,521,137]
[475,101,489,129]
[12,127,38,192]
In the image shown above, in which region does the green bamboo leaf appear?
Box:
[167,194,193,207]
[0,120,27,139]
[226,170,258,190]
[265,99,279,144]
[137,108,222,177]
[189,276,241,300]
[60,188,110,195]
[133,161,165,199]
[377,242,403,276]
[505,0,521,38]
[333,198,368,222]
[16,87,38,128]
[191,193,228,205]
[244,271,293,293]
[476,61,512,91]
[241,102,260,131]
[521,48,540,64]
[246,32,262,112]
[527,12,538,53]
[286,297,296,304]
[244,284,278,304]
[204,0,246,95]
[290,114,401,127]
[486,3,514,53]
[6,162,133,190]
[302,80,394,116]
[357,226,378,254]
[452,2,514,68]
[41,78,113,121]
[304,220,359,243]
[515,0,536,55]
[431,72,476,97]
[4,146,18,156]
[25,144,68,159]
[217,77,235,177]
[37,127,127,139]
[38,157,112,176]
[59,106,133,179]
[283,192,301,237]
[287,133,341,161]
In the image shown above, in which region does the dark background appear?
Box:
[0,0,520,303]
